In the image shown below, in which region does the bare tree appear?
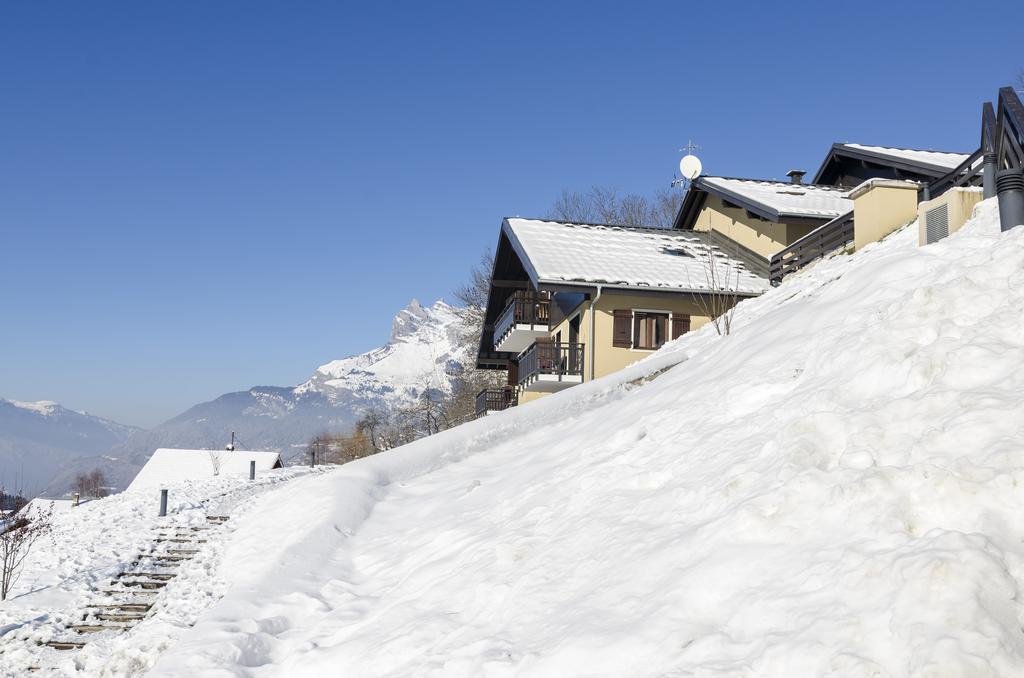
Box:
[651,187,684,229]
[72,469,108,499]
[1,489,52,601]
[690,243,743,336]
[547,185,683,228]
[549,189,598,224]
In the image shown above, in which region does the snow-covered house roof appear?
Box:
[502,218,769,296]
[839,144,970,171]
[813,143,971,186]
[672,175,854,232]
[698,177,853,220]
[127,448,283,492]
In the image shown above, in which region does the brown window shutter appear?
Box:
[612,310,632,348]
[671,313,691,340]
[634,312,645,348]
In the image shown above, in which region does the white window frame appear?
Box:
[629,308,671,352]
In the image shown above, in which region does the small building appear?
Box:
[127,448,283,492]
[475,218,767,413]
[672,174,853,263]
[675,143,974,284]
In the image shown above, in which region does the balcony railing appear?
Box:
[493,291,550,350]
[474,387,518,417]
[518,341,584,389]
[769,211,854,285]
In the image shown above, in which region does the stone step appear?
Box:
[117,572,175,581]
[99,588,160,596]
[70,624,132,634]
[87,603,152,612]
[115,580,167,590]
[91,612,147,623]
[42,640,86,651]
[166,549,199,555]
[205,516,229,522]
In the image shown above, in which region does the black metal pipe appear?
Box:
[996,168,1024,232]
[159,489,168,517]
[983,153,998,199]
[249,460,256,480]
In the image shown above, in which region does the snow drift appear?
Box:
[148,198,1024,676]
[6,199,1024,676]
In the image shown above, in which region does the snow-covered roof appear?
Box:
[502,218,769,295]
[698,177,853,220]
[127,448,283,492]
[839,144,969,171]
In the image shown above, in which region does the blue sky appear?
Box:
[2,2,1022,427]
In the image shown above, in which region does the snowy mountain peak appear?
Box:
[296,298,467,406]
[389,299,454,343]
[7,399,61,416]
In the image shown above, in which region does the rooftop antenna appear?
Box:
[672,140,703,189]
[226,431,235,452]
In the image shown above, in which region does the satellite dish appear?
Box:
[679,154,702,181]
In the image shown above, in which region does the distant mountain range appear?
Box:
[0,399,138,494]
[2,300,469,495]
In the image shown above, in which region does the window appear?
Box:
[633,312,669,350]
[613,310,690,350]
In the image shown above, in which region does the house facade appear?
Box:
[673,143,973,284]
[672,173,853,263]
[475,218,767,414]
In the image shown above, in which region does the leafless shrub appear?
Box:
[691,243,742,336]
[1,488,53,601]
[208,451,222,476]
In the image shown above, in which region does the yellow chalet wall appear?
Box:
[692,195,818,258]
[548,290,712,383]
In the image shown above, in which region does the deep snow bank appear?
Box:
[154,199,1024,677]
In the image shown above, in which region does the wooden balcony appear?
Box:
[493,291,550,353]
[474,387,518,417]
[518,341,584,393]
[769,211,854,285]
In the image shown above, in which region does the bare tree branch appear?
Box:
[1,487,53,601]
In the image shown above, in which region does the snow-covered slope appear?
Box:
[133,199,1024,676]
[85,299,467,492]
[0,398,137,494]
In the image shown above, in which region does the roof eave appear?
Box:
[535,278,763,298]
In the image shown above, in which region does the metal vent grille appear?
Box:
[925,204,949,244]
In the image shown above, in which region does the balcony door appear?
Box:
[568,314,581,373]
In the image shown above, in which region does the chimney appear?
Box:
[786,170,806,185]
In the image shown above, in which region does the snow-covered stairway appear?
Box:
[31,515,231,666]
[0,466,323,675]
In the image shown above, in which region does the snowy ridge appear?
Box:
[8,400,60,416]
[298,299,464,403]
[137,200,1024,675]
